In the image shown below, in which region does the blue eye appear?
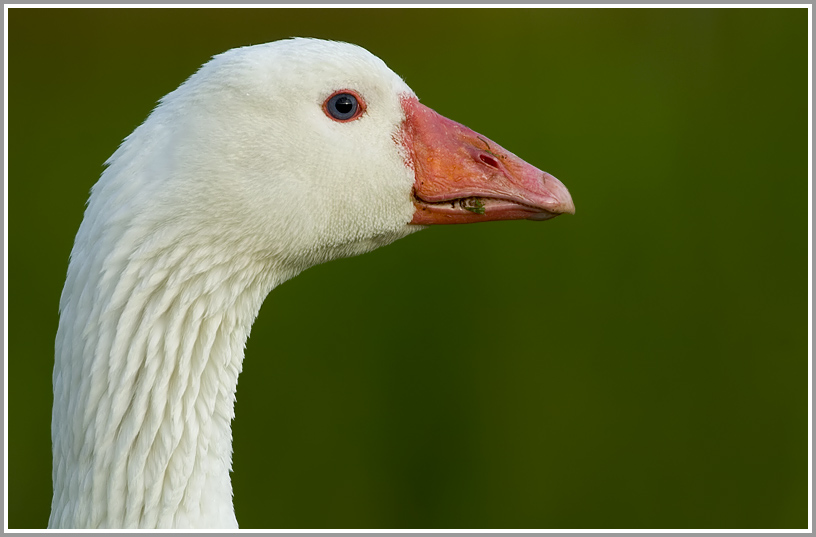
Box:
[324,91,364,122]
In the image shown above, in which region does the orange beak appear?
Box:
[400,96,575,225]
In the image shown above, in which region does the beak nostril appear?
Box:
[479,153,500,169]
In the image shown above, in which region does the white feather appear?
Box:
[50,38,422,529]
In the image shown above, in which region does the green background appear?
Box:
[8,7,807,529]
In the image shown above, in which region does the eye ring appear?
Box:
[323,90,366,122]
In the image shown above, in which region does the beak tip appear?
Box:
[541,172,574,216]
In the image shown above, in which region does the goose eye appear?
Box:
[324,90,365,122]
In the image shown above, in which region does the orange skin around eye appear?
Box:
[323,89,367,122]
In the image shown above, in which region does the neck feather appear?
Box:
[50,230,283,528]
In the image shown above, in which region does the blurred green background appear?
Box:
[8,7,807,529]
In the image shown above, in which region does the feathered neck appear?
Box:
[49,225,288,528]
[48,38,421,528]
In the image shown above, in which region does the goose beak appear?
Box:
[400,96,575,225]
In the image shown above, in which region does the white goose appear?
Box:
[49,38,574,529]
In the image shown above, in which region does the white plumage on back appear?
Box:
[51,39,420,529]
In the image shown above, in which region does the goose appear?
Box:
[49,38,575,529]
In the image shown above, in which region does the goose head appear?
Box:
[93,38,573,278]
[51,38,574,529]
